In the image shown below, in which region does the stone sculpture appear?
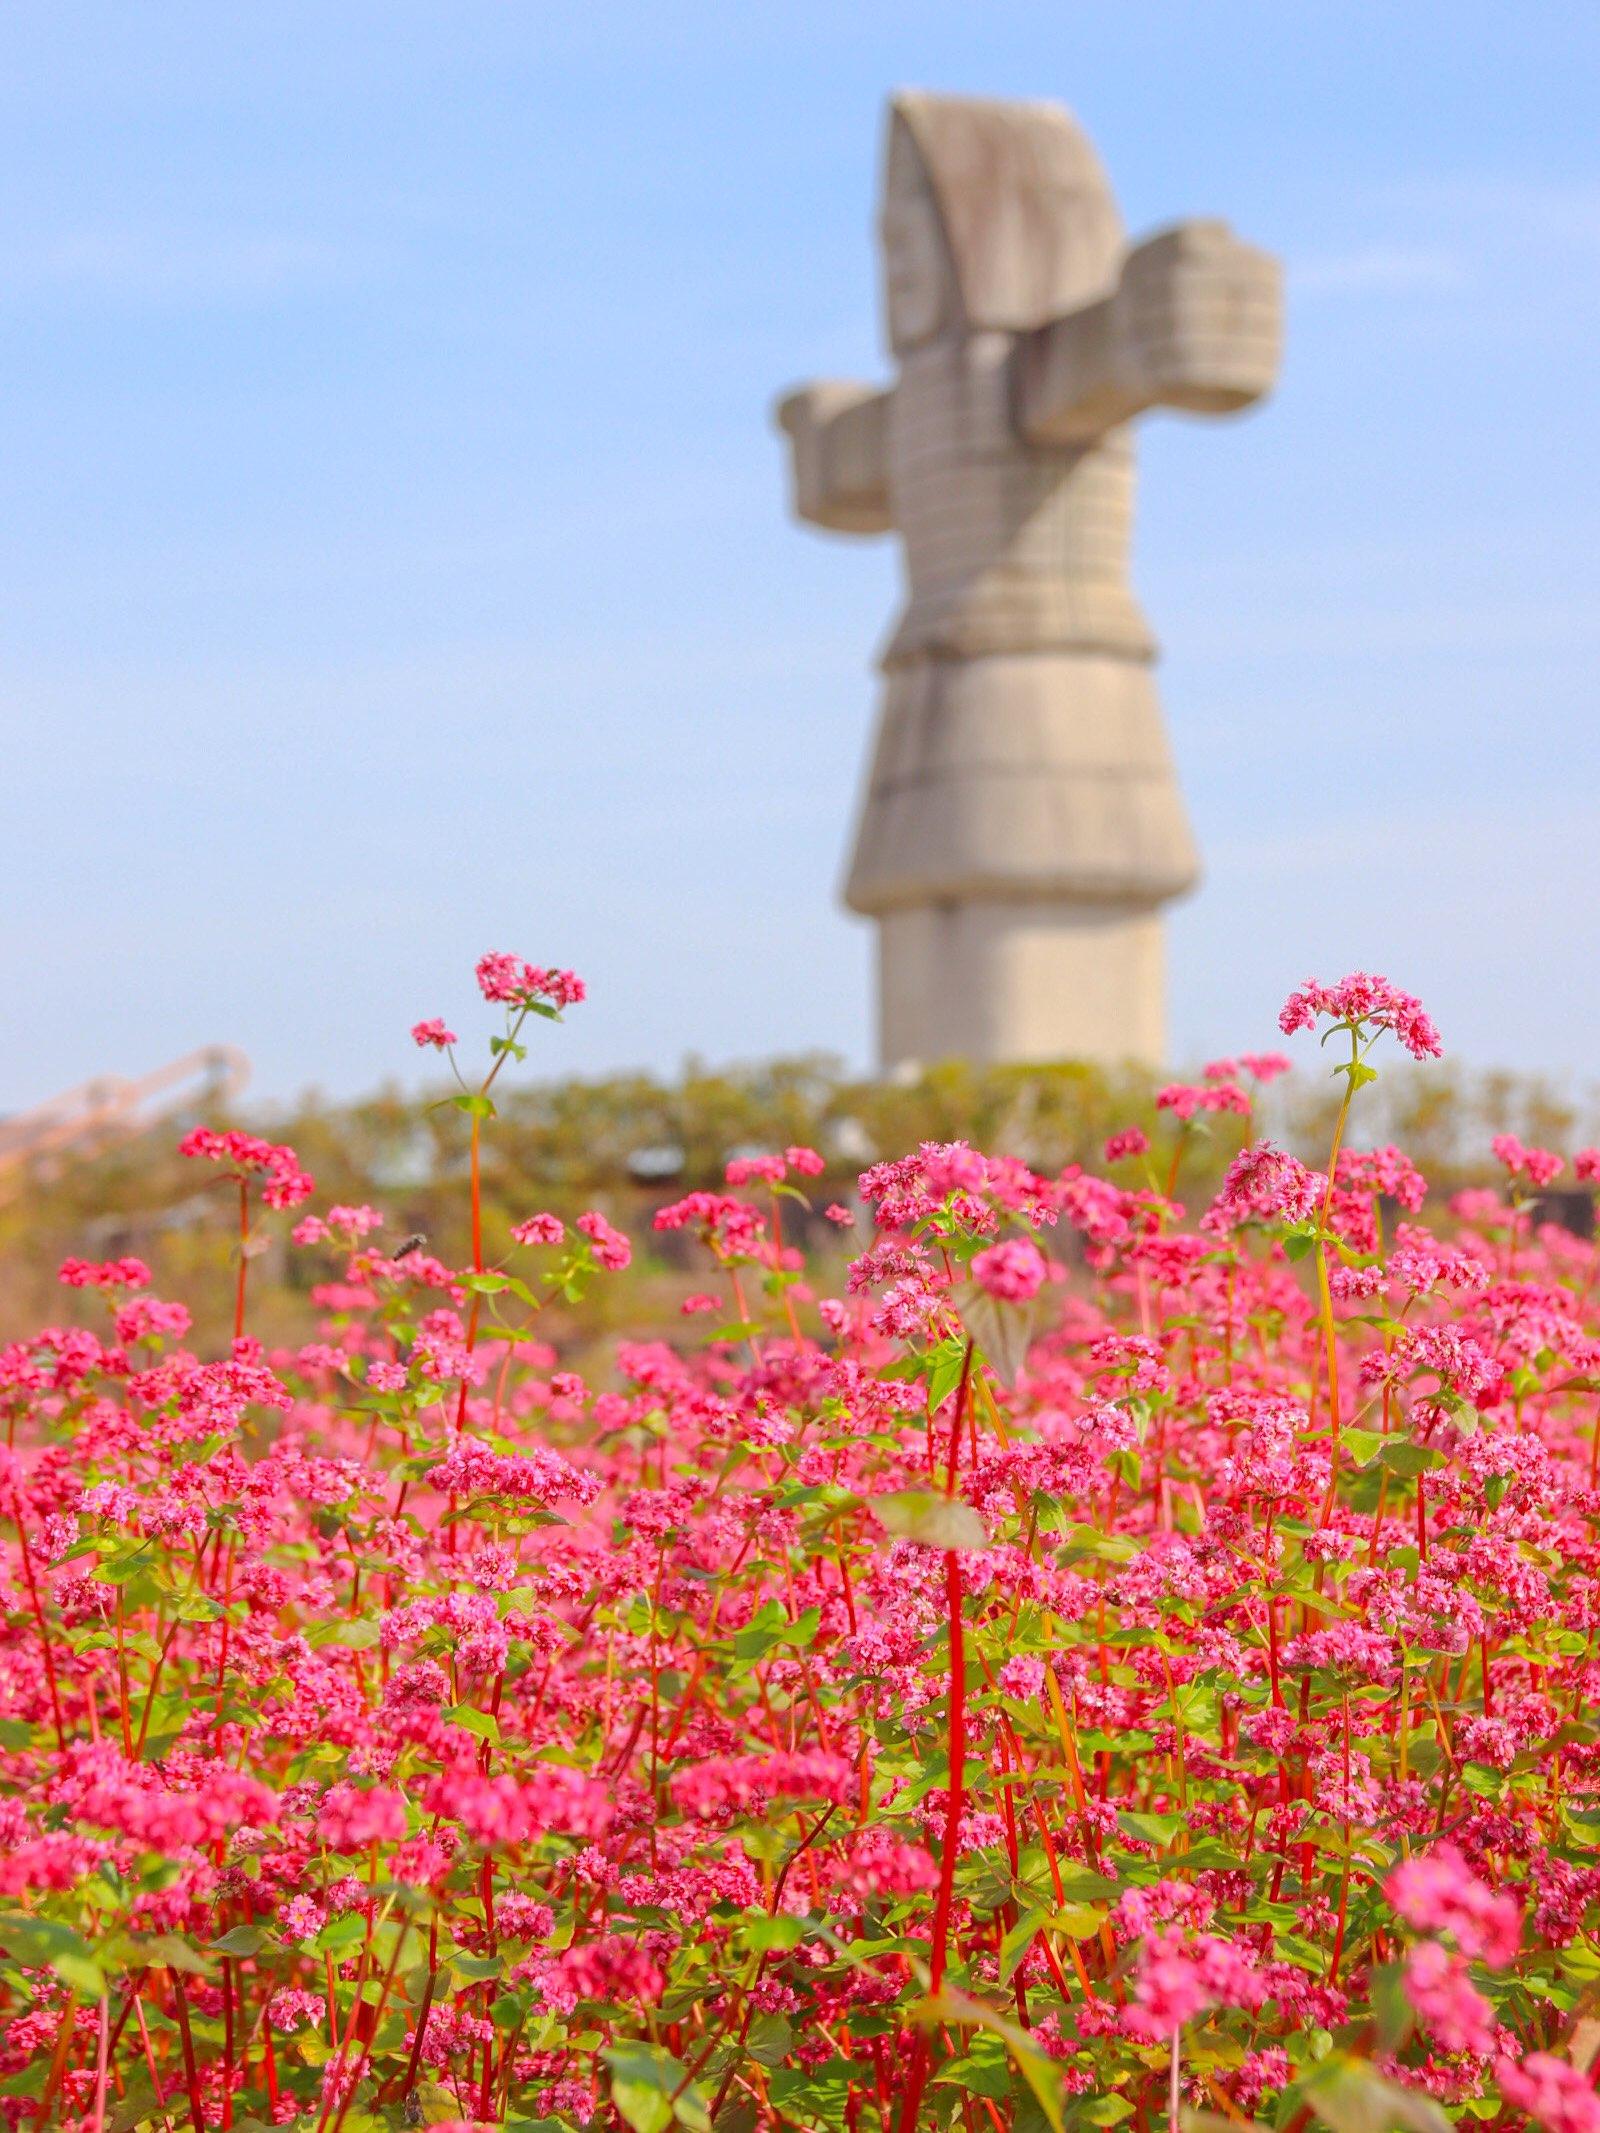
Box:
[776,92,1282,1069]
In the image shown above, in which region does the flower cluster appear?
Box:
[473,954,587,1011]
[177,1126,315,1208]
[1278,970,1443,1059]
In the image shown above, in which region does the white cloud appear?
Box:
[1291,245,1469,297]
[0,225,354,303]
[1384,174,1600,251]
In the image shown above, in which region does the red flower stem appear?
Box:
[170,1970,207,2133]
[931,1547,966,1997]
[90,1992,110,2133]
[13,1493,66,1752]
[468,1112,484,1273]
[234,1178,249,1341]
[221,1958,235,2128]
[323,1918,411,2133]
[945,1343,975,1497]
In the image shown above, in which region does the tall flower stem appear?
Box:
[930,1544,967,1997]
[1315,1028,1362,1525]
[13,1494,65,1751]
[899,1344,976,2133]
[233,1178,250,1341]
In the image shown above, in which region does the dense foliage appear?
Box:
[6,959,1600,2133]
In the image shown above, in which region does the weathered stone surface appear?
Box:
[775,90,1282,1070]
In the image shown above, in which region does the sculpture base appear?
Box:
[875,898,1165,1070]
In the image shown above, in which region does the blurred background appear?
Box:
[3,1,1598,1111]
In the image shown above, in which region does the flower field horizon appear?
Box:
[7,956,1600,2133]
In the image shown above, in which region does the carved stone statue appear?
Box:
[776,91,1281,1069]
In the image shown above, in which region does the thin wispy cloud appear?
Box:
[1383,173,1600,250]
[1291,244,1469,297]
[1,225,357,303]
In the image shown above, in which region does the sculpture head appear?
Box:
[880,92,1125,354]
[880,114,958,353]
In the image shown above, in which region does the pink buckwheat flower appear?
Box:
[1240,1051,1293,1082]
[1124,1929,1268,2039]
[1386,1842,1521,1964]
[1156,1080,1251,1122]
[971,1237,1048,1304]
[1103,1127,1150,1165]
[725,1153,787,1187]
[1216,1141,1325,1225]
[475,953,586,1010]
[411,1019,457,1049]
[178,1126,314,1207]
[59,1257,152,1292]
[1401,1939,1496,2054]
[576,1210,631,1271]
[512,1212,565,1247]
[1497,2055,1600,2133]
[1492,1133,1565,1188]
[1278,971,1442,1059]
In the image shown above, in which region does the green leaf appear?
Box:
[1301,2058,1450,2133]
[0,1912,108,1994]
[1378,1441,1446,1477]
[1056,1867,1121,1904]
[744,1912,806,1954]
[208,1926,267,1958]
[923,1989,1064,2133]
[746,2012,793,2068]
[1341,1428,1385,1468]
[313,1913,367,1956]
[452,1093,496,1118]
[306,1617,381,1650]
[1078,2100,1136,2127]
[784,1607,821,1651]
[107,2075,167,2133]
[603,2043,709,2133]
[444,1704,501,1744]
[875,1490,987,1552]
[925,1334,974,1409]
[140,1933,214,1978]
[731,1599,790,1665]
[998,1909,1048,1985]
[1118,1809,1185,1848]
[933,2031,1011,2101]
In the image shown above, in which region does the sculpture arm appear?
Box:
[1013,220,1282,447]
[774,382,893,534]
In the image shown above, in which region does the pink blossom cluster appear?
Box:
[474,952,586,1010]
[178,1124,314,1207]
[1278,969,1443,1058]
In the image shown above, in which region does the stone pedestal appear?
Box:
[878,900,1166,1070]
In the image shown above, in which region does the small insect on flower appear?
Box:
[393,1233,427,1260]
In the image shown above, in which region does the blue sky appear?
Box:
[3,2,1598,1110]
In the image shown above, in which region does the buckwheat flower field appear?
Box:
[7,956,1600,2133]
